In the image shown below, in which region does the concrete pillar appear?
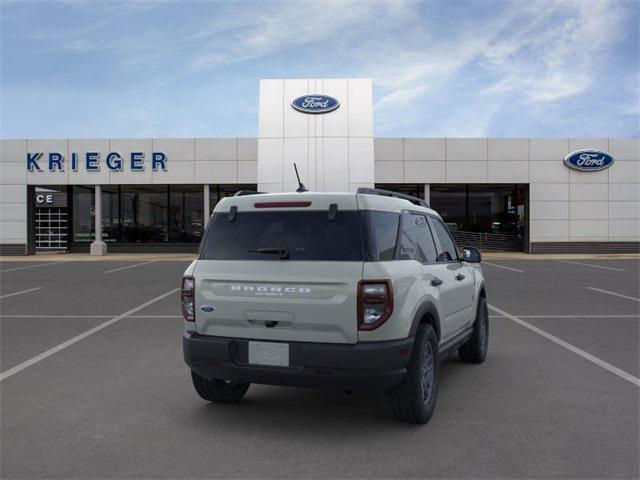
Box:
[424,184,430,204]
[90,185,108,255]
[203,184,210,227]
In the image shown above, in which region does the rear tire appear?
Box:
[459,296,489,364]
[191,371,250,404]
[387,324,439,424]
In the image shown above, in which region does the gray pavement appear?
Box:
[1,258,638,479]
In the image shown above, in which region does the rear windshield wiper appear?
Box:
[248,247,290,259]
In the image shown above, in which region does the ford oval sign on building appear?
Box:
[291,95,339,114]
[564,149,615,172]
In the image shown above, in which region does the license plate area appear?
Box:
[248,341,289,367]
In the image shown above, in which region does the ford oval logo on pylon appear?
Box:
[291,95,340,114]
[564,149,614,172]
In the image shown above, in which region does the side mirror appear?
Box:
[463,247,482,263]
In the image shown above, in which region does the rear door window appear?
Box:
[430,217,459,261]
[200,211,363,261]
[397,213,438,263]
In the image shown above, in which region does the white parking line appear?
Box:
[556,260,626,272]
[104,261,158,274]
[0,314,182,319]
[0,287,43,300]
[0,288,179,382]
[0,315,114,318]
[489,303,640,388]
[482,262,524,273]
[518,314,640,319]
[0,261,70,273]
[587,287,640,303]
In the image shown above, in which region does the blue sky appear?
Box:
[1,0,638,138]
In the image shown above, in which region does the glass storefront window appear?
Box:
[209,184,257,215]
[426,184,466,232]
[377,183,528,251]
[120,186,168,243]
[169,185,204,242]
[430,184,527,238]
[72,186,94,242]
[70,184,256,244]
[102,186,119,243]
[71,186,119,243]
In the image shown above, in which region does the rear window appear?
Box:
[200,211,364,261]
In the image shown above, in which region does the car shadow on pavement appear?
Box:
[181,356,476,435]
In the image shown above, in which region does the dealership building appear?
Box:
[1,79,639,255]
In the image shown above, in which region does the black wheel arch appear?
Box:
[475,282,488,322]
[408,301,442,340]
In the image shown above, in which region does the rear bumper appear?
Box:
[183,332,414,393]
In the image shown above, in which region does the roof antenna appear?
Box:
[293,163,307,192]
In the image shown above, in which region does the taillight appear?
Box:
[358,280,393,330]
[181,276,195,322]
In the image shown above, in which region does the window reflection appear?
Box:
[72,186,94,243]
[121,186,168,242]
[169,185,203,242]
[102,186,119,243]
[430,184,527,238]
[70,184,256,244]
[374,183,528,250]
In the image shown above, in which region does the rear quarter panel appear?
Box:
[359,261,440,342]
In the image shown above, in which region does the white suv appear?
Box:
[182,188,488,424]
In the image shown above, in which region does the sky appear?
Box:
[1,0,638,139]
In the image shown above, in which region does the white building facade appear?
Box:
[1,79,638,255]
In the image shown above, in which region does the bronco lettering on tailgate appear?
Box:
[230,285,312,296]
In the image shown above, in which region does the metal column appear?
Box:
[204,184,210,227]
[90,185,108,255]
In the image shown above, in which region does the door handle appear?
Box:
[431,277,443,287]
[455,273,466,281]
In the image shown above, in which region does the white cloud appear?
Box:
[188,1,415,71]
[1,0,636,137]
[364,0,631,135]
[486,0,624,103]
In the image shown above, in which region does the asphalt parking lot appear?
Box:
[1,257,638,479]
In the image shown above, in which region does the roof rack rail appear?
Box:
[233,190,265,197]
[356,187,429,208]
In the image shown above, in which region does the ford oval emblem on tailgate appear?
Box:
[200,305,215,312]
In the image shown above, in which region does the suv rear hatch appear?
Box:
[193,193,363,344]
